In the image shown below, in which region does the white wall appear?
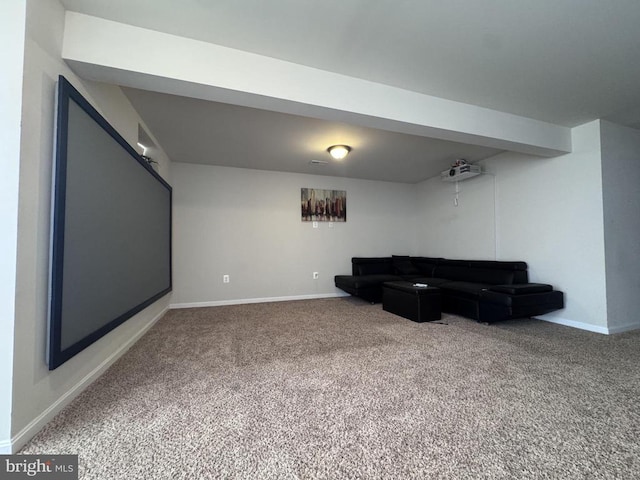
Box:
[0,0,27,455]
[600,121,640,333]
[171,163,415,306]
[6,0,172,453]
[414,173,497,259]
[61,12,571,158]
[415,121,608,332]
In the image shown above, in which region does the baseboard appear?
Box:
[606,322,640,334]
[0,439,11,454]
[171,292,350,309]
[534,315,610,334]
[4,306,169,454]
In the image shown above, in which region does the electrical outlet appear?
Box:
[313,272,319,279]
[223,274,230,283]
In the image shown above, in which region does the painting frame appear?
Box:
[301,188,346,222]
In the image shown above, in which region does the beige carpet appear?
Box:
[21,298,640,478]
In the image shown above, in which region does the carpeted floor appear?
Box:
[21,298,640,479]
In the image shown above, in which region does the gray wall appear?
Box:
[171,163,416,306]
[600,121,640,332]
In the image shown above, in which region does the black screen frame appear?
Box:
[48,75,172,370]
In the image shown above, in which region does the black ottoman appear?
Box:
[383,281,442,322]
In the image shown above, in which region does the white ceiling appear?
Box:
[60,0,640,182]
[122,88,502,183]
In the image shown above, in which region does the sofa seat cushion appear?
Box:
[479,289,562,307]
[411,277,453,287]
[489,283,552,295]
[438,281,492,300]
[400,274,423,281]
[335,274,402,290]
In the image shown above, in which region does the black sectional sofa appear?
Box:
[334,256,564,323]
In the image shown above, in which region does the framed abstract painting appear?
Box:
[301,188,346,222]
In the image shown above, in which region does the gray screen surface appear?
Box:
[60,100,171,350]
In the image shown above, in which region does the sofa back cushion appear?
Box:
[434,260,528,284]
[391,255,421,275]
[352,257,394,276]
[411,257,442,276]
[469,260,528,284]
[350,257,529,283]
[433,265,470,281]
[461,268,515,285]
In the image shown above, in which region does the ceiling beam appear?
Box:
[62,12,571,157]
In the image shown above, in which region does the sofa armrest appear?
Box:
[488,283,553,295]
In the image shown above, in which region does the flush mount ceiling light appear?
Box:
[327,145,351,160]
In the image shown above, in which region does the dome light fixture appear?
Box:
[327,144,351,160]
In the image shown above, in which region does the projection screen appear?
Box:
[48,76,172,370]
